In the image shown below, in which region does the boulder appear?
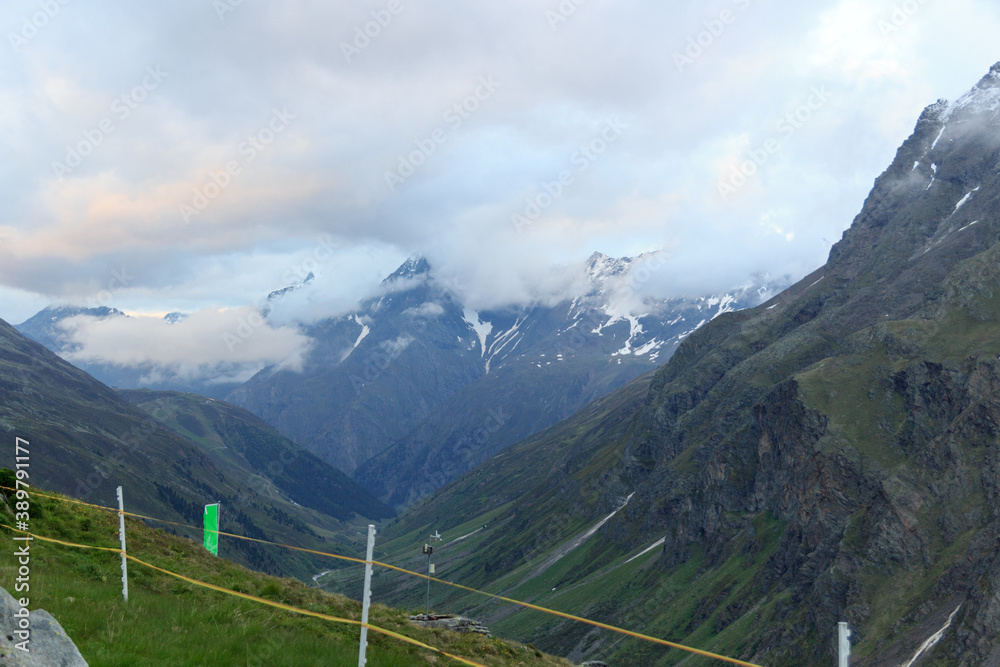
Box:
[408,614,491,637]
[0,587,88,666]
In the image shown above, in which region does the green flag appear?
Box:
[204,503,219,556]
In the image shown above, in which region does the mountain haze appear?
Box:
[0,317,388,579]
[228,252,779,506]
[340,63,1000,665]
[117,389,393,522]
[16,306,242,399]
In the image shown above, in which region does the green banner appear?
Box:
[204,503,219,556]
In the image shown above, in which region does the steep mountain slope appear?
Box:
[16,305,126,352]
[117,390,393,521]
[338,63,1000,665]
[230,252,777,496]
[229,259,491,474]
[353,258,777,507]
[0,317,385,580]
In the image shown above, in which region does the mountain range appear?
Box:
[9,56,1000,667]
[0,317,391,579]
[16,306,244,399]
[17,252,783,508]
[321,62,1000,665]
[228,252,782,506]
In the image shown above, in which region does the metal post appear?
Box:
[838,621,851,666]
[116,486,128,602]
[422,533,439,619]
[358,525,376,667]
[425,550,431,619]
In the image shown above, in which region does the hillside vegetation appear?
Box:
[326,64,1000,665]
[0,481,572,666]
[0,317,403,582]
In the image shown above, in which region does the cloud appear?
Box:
[380,334,415,358]
[402,302,446,318]
[56,307,312,384]
[0,0,998,326]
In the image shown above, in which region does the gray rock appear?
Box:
[0,587,88,666]
[408,614,491,637]
[579,662,609,667]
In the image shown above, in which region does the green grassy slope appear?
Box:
[0,483,573,667]
[318,374,791,665]
[0,318,367,581]
[325,71,1000,664]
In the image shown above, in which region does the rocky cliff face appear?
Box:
[228,251,778,505]
[372,63,1000,666]
[601,62,1000,664]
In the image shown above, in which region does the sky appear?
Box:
[1,0,998,380]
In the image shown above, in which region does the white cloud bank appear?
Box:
[57,307,312,384]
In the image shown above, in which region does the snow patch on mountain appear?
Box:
[934,63,1000,129]
[352,315,370,349]
[954,186,979,211]
[677,319,707,341]
[531,492,635,578]
[625,537,666,564]
[609,314,645,355]
[462,309,493,359]
[382,257,431,285]
[946,81,1000,119]
[708,294,738,320]
[959,220,980,232]
[485,316,526,372]
[930,127,947,150]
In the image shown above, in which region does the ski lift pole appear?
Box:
[423,542,433,619]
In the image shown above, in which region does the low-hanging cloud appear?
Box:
[56,307,313,384]
[402,302,446,318]
[1,0,1000,326]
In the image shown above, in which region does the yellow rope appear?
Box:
[1,523,488,667]
[3,486,764,666]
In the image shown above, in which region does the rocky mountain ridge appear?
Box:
[229,251,782,507]
[355,62,1000,665]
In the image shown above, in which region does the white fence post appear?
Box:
[838,621,851,666]
[358,524,376,667]
[116,486,128,602]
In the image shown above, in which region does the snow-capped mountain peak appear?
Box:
[586,251,636,283]
[260,272,316,317]
[942,60,1000,121]
[381,256,431,286]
